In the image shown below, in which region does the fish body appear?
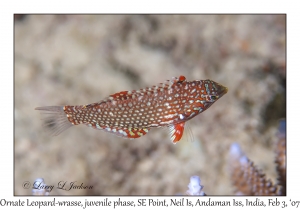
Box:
[36,76,227,144]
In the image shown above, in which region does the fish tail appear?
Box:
[35,106,74,136]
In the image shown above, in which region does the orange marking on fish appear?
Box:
[178,75,186,82]
[35,76,228,143]
[170,122,185,144]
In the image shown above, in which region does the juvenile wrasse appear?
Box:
[35,76,227,144]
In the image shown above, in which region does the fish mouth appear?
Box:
[217,85,228,98]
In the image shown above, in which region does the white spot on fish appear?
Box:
[179,114,185,120]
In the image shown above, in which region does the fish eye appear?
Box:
[211,95,218,100]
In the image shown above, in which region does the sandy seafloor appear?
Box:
[14,15,286,195]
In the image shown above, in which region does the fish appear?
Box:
[35,76,228,144]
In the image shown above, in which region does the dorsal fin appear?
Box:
[108,91,129,100]
[101,75,188,102]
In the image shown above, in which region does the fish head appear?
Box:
[189,79,228,114]
[202,79,228,102]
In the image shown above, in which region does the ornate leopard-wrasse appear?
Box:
[35,76,228,144]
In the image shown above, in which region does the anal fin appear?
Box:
[125,127,151,139]
[169,122,185,144]
[89,124,150,139]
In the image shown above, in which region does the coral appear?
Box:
[186,176,206,196]
[275,120,286,195]
[229,120,286,195]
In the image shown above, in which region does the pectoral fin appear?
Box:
[169,122,185,144]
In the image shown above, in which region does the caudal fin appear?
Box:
[35,106,73,136]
